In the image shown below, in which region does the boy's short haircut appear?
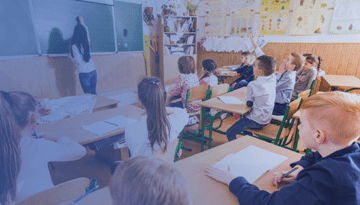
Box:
[202,59,217,72]
[300,92,360,145]
[256,55,276,76]
[109,156,191,205]
[178,56,196,74]
[241,51,249,56]
[291,53,305,71]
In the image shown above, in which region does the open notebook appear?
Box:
[212,145,288,183]
[217,96,244,104]
[82,115,138,136]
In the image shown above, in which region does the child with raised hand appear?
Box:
[273,53,304,115]
[231,53,257,90]
[206,92,360,205]
[110,156,191,205]
[125,77,188,157]
[199,59,218,88]
[0,91,86,204]
[170,56,200,113]
[292,54,321,98]
[226,55,277,141]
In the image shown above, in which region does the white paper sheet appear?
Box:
[217,96,244,104]
[212,145,288,183]
[82,115,138,136]
[107,92,138,107]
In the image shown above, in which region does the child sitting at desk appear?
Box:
[226,55,277,141]
[292,54,321,98]
[273,53,304,116]
[231,53,257,90]
[199,59,218,88]
[0,91,86,204]
[110,156,191,205]
[169,56,200,113]
[206,92,360,204]
[125,77,188,157]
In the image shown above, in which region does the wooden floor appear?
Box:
[50,116,305,189]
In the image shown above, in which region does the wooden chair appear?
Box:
[245,98,302,149]
[311,77,322,95]
[180,84,210,152]
[298,89,311,100]
[151,138,181,163]
[14,178,90,205]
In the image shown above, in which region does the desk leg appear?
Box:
[290,119,299,151]
[201,106,205,152]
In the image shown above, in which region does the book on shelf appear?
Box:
[187,36,194,44]
[164,36,170,44]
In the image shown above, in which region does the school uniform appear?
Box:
[229,142,360,205]
[125,107,189,157]
[16,137,86,201]
[273,71,296,115]
[227,74,276,141]
[292,67,317,98]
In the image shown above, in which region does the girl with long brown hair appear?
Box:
[125,77,189,157]
[0,91,86,204]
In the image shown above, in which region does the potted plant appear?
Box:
[186,0,199,16]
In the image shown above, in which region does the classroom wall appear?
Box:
[197,42,360,78]
[0,53,147,99]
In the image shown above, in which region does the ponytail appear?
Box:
[200,59,217,81]
[138,78,171,153]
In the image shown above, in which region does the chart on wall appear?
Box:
[227,0,256,36]
[258,0,290,35]
[330,0,360,34]
[205,0,228,36]
[289,0,328,35]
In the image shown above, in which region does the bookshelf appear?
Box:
[158,16,198,85]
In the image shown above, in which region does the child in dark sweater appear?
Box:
[231,53,256,90]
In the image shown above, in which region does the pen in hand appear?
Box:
[281,166,299,181]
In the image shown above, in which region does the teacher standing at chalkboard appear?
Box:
[69,16,97,95]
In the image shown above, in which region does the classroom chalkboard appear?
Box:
[0,0,38,56]
[31,0,115,54]
[114,1,144,52]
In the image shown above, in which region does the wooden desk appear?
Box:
[93,95,120,112]
[59,136,302,205]
[36,105,143,145]
[323,75,360,90]
[198,87,250,151]
[59,187,112,205]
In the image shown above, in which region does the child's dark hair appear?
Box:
[241,51,249,56]
[0,91,36,204]
[137,77,171,153]
[71,24,90,62]
[178,56,196,74]
[199,59,217,81]
[256,55,276,76]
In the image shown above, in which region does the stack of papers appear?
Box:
[212,145,288,183]
[82,115,138,136]
[217,96,243,104]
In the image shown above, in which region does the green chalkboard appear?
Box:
[0,0,38,56]
[114,1,144,52]
[32,0,115,54]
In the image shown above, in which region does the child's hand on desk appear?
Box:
[38,132,59,142]
[272,165,303,188]
[205,165,237,186]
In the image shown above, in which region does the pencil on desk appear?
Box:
[72,185,99,204]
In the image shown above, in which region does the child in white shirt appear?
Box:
[0,91,86,204]
[125,77,189,157]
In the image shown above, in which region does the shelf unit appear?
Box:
[159,16,197,85]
